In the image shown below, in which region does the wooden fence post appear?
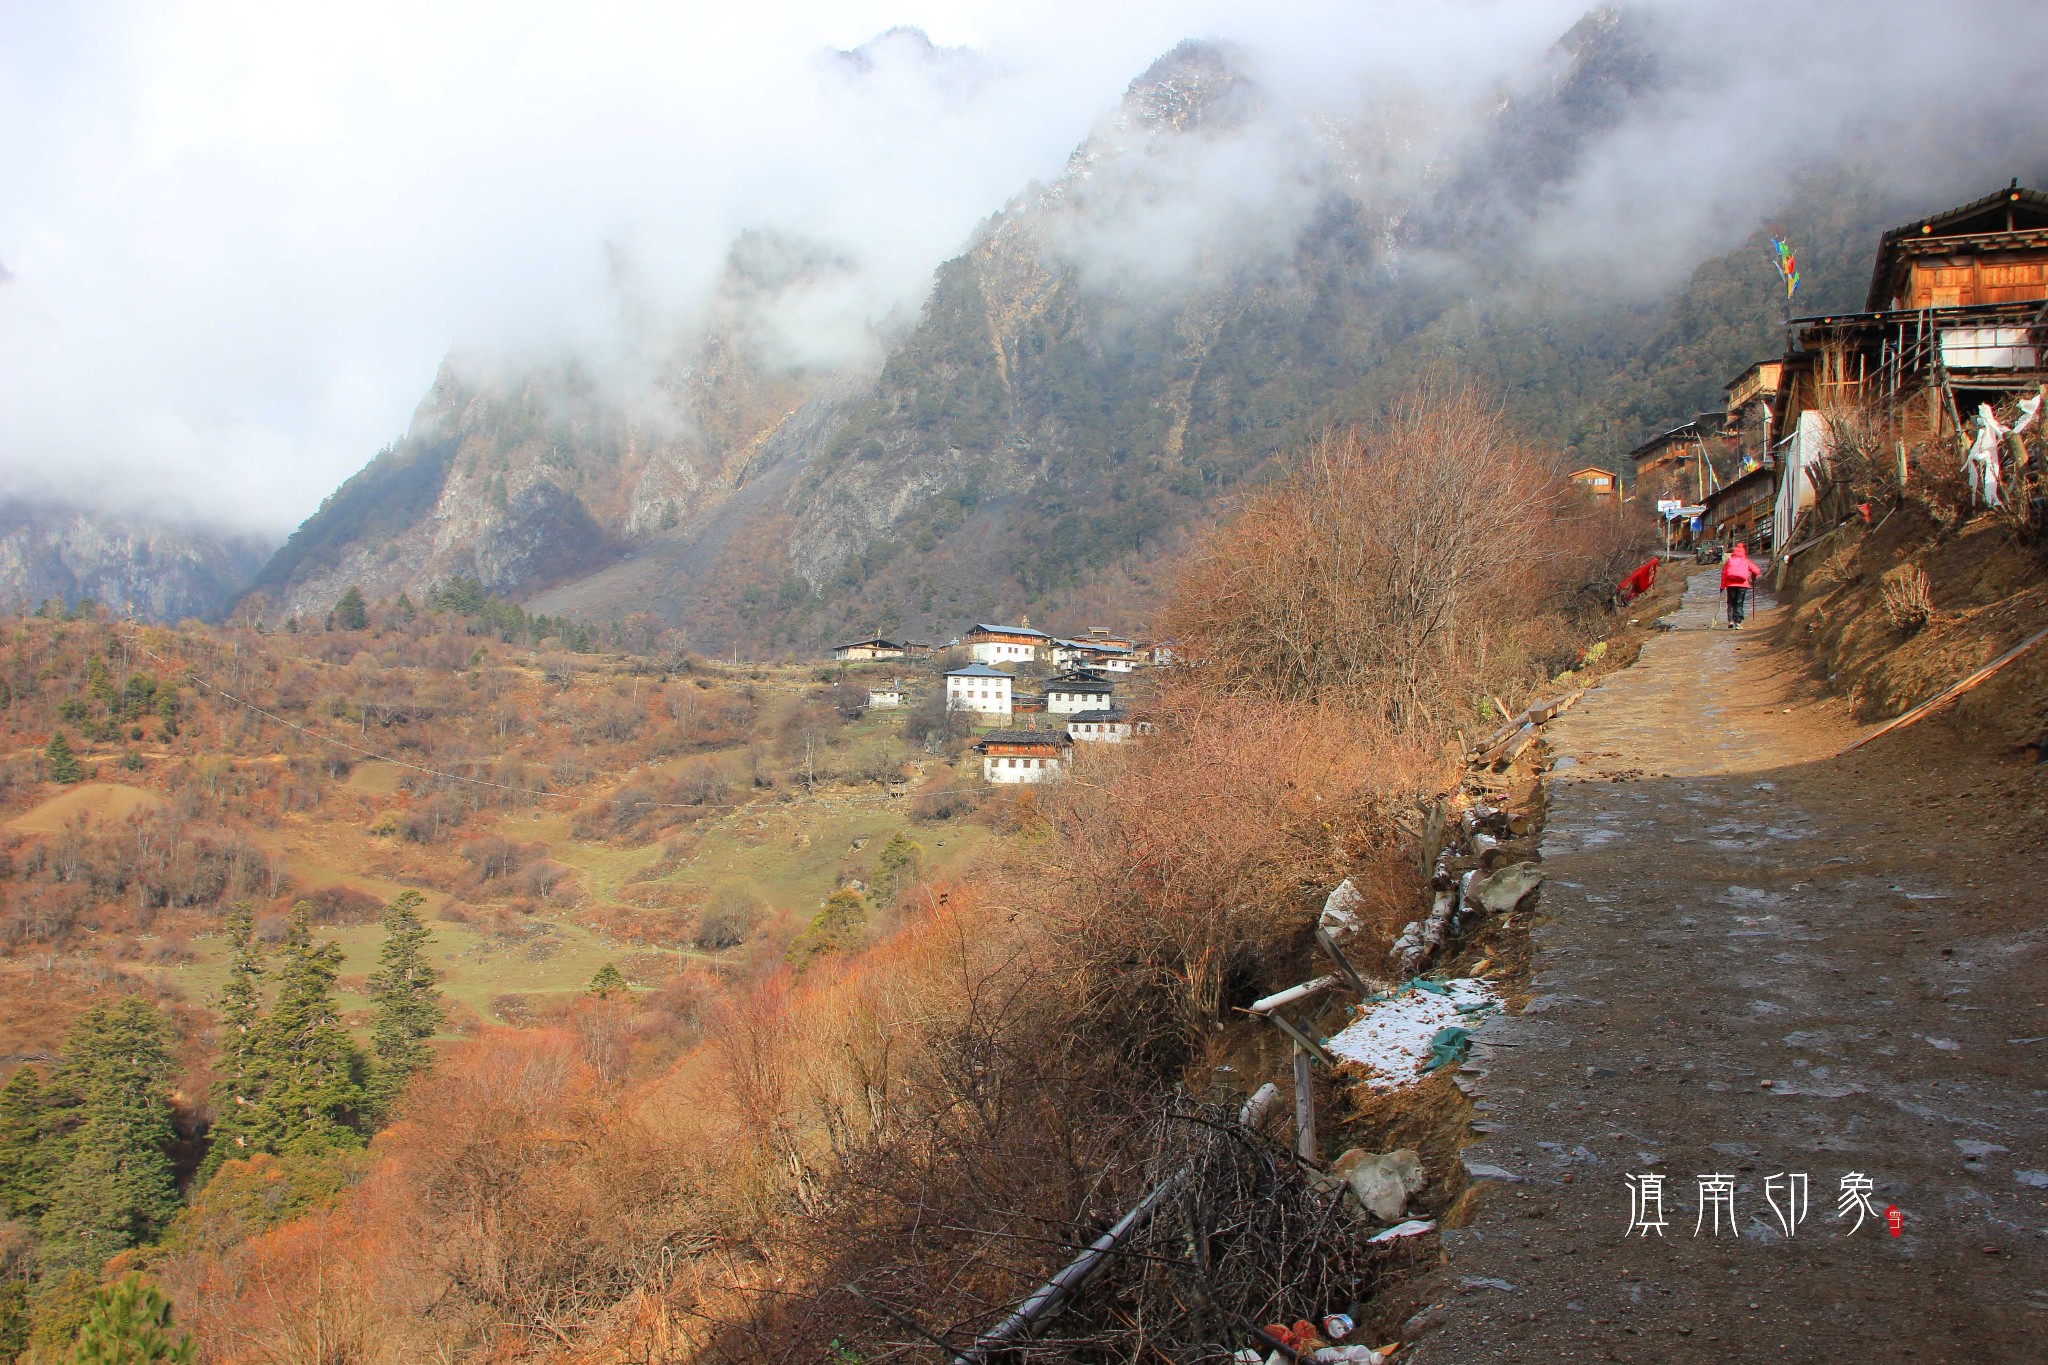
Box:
[1292,1042,1316,1163]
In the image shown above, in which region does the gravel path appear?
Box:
[1404,567,2048,1363]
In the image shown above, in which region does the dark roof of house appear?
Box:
[833,636,900,650]
[1067,707,1130,724]
[1048,678,1113,694]
[1867,184,2048,308]
[974,729,1073,750]
[945,662,1012,678]
[966,622,1052,640]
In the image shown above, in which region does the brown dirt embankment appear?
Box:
[1780,507,2048,759]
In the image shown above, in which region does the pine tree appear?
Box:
[393,591,416,624]
[84,657,115,710]
[38,1000,180,1275]
[364,892,443,1120]
[585,963,628,999]
[66,1272,195,1364]
[198,906,267,1182]
[0,1066,52,1218]
[45,732,83,784]
[153,691,178,739]
[785,891,869,970]
[256,904,364,1157]
[332,587,369,632]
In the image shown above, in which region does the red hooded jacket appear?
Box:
[1720,546,1758,589]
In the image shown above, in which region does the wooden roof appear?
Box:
[1866,184,2048,309]
[974,729,1073,751]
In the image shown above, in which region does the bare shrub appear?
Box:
[1881,562,1935,632]
[1166,389,1568,729]
[1040,683,1439,1055]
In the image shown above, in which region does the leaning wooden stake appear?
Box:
[1839,623,2048,755]
[1292,1042,1317,1163]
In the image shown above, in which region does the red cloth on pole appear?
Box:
[1619,558,1659,601]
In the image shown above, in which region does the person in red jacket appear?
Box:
[1720,542,1759,628]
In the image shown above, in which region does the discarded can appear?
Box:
[1323,1313,1356,1341]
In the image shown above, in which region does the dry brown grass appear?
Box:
[1881,562,1935,633]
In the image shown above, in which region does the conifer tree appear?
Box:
[37,1000,180,1275]
[66,1272,195,1364]
[45,732,83,784]
[84,657,115,710]
[198,906,266,1182]
[364,891,443,1120]
[332,587,369,632]
[585,963,628,998]
[152,691,178,739]
[255,904,364,1157]
[0,1066,51,1219]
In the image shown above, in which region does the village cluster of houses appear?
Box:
[1576,185,2048,552]
[833,621,1168,783]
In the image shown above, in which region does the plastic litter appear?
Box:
[1319,878,1365,942]
[1367,1218,1438,1243]
[1425,1025,1473,1071]
[1311,1347,1387,1363]
[1326,977,1500,1091]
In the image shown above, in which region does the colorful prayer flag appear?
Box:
[1770,237,1800,301]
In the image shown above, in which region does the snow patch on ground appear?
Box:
[1326,978,1499,1091]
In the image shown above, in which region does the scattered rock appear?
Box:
[1468,861,1544,915]
[1464,1161,1522,1183]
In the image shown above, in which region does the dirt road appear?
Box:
[1403,567,2048,1363]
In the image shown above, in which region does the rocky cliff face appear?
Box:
[248,233,848,621]
[262,9,1989,655]
[0,500,272,622]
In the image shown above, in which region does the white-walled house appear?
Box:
[944,662,1013,717]
[1065,706,1150,743]
[962,622,1052,665]
[1045,670,1114,715]
[973,728,1073,783]
[867,685,903,709]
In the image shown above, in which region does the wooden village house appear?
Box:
[833,636,907,662]
[962,622,1052,665]
[1768,184,2048,547]
[1568,465,1619,500]
[973,727,1073,783]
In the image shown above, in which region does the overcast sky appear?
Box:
[4,0,2044,537]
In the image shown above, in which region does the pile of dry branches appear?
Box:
[992,1092,1386,1363]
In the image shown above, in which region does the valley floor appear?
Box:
[1401,568,2048,1362]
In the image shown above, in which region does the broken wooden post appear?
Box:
[1315,926,1375,999]
[1264,1009,1336,1068]
[1292,1041,1316,1163]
